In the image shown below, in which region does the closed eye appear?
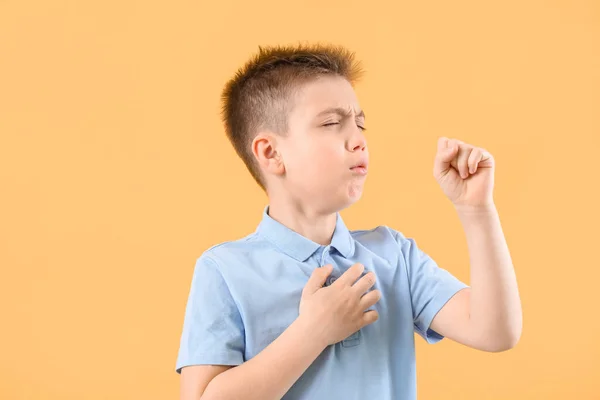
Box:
[323,122,367,131]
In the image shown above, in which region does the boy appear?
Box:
[175,43,522,400]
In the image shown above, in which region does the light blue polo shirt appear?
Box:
[176,206,469,399]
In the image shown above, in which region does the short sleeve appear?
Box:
[175,255,245,373]
[394,230,469,344]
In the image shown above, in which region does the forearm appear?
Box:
[455,203,522,349]
[202,316,326,400]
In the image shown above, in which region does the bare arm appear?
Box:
[430,138,522,352]
[431,204,522,352]
[180,366,232,400]
[185,317,326,400]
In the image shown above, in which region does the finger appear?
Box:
[334,263,365,287]
[437,136,450,152]
[360,289,381,310]
[303,264,333,295]
[433,139,459,177]
[456,144,472,179]
[467,147,482,174]
[478,148,494,168]
[360,310,379,328]
[352,271,376,294]
[447,138,460,170]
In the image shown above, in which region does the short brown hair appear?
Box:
[220,43,364,190]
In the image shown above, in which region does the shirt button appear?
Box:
[326,275,338,286]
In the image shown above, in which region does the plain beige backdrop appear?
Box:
[1,0,599,399]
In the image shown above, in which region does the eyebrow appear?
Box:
[315,107,366,120]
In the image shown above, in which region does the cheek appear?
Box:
[307,148,341,172]
[285,138,344,179]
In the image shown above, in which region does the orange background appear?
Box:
[1,1,599,399]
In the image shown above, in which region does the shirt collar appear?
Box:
[256,205,355,262]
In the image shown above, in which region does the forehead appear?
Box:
[291,75,361,118]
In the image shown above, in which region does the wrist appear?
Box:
[454,202,501,234]
[453,202,497,216]
[294,314,329,350]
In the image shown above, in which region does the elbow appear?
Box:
[486,326,522,353]
[470,310,523,353]
[488,334,520,352]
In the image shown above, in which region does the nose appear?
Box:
[348,129,367,152]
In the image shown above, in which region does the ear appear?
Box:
[251,133,285,177]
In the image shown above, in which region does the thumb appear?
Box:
[433,144,459,177]
[304,265,333,295]
[439,144,458,163]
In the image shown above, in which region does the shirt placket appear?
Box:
[319,245,362,348]
[320,245,339,286]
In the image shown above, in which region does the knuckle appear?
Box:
[365,272,376,286]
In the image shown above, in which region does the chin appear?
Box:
[344,184,364,207]
[348,181,365,199]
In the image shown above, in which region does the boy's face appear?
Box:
[270,75,369,214]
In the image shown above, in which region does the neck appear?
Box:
[267,197,337,246]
